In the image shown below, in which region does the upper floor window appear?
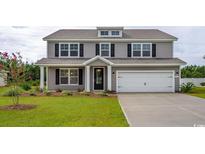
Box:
[100,31,109,36]
[98,30,122,37]
[60,43,79,57]
[111,30,120,36]
[132,43,152,58]
[100,43,110,57]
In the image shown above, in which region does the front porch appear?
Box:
[39,56,112,92]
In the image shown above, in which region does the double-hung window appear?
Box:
[132,43,152,57]
[60,69,79,85]
[100,43,110,57]
[60,43,79,57]
[111,30,120,36]
[60,44,69,56]
[132,43,141,57]
[142,44,151,57]
[100,31,109,36]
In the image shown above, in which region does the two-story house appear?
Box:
[36,27,186,93]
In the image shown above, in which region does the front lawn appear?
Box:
[0,96,128,127]
[188,87,205,99]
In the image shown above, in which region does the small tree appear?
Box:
[0,52,25,105]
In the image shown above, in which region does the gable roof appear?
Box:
[43,29,177,41]
[83,56,113,65]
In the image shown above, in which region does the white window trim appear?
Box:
[59,68,79,85]
[59,42,80,58]
[100,42,111,58]
[131,43,152,58]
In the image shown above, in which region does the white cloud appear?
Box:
[0,26,204,65]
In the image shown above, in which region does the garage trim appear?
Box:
[116,70,175,93]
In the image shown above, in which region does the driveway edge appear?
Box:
[117,95,132,127]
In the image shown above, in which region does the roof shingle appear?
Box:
[43,29,177,40]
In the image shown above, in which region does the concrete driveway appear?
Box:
[118,93,205,127]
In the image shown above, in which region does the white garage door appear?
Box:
[117,71,174,92]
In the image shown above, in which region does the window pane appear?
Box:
[133,51,141,57]
[101,50,109,56]
[60,44,69,56]
[143,44,150,51]
[70,44,78,50]
[60,77,68,84]
[133,44,141,51]
[70,44,78,57]
[70,51,78,56]
[101,31,109,35]
[142,44,151,57]
[60,70,68,76]
[70,69,78,77]
[143,51,150,56]
[112,31,120,35]
[101,44,109,50]
[70,77,78,84]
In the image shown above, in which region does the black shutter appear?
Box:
[55,44,59,57]
[127,44,131,57]
[79,69,83,85]
[80,44,84,57]
[56,69,59,85]
[152,44,156,57]
[96,44,100,55]
[111,44,115,57]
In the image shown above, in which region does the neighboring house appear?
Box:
[0,71,7,87]
[36,27,186,93]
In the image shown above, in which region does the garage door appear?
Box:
[117,71,174,92]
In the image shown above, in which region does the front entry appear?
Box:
[94,68,104,90]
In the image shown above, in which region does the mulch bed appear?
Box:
[0,104,37,111]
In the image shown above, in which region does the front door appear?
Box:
[94,68,104,90]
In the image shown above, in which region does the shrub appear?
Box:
[35,86,40,92]
[29,91,37,96]
[32,80,40,86]
[77,88,83,92]
[56,89,62,92]
[79,91,91,96]
[181,82,194,93]
[44,90,52,96]
[105,90,115,94]
[62,90,73,96]
[101,91,108,96]
[20,83,31,91]
[3,89,20,96]
[200,82,205,86]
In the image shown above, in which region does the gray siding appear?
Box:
[47,41,173,58]
[111,66,180,92]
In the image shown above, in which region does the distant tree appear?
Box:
[24,63,40,81]
[181,65,205,78]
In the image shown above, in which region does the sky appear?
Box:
[0,26,204,65]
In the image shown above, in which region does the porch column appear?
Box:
[46,66,48,90]
[40,66,44,91]
[85,66,90,92]
[107,65,112,91]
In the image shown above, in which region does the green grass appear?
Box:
[0,96,128,127]
[188,87,205,99]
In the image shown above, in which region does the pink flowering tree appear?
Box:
[0,52,25,105]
